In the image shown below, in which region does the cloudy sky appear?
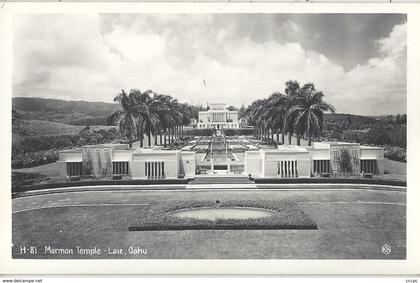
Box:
[13,13,406,115]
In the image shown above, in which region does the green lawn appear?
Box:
[382,158,406,181]
[12,187,406,259]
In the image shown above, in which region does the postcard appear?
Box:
[0,1,419,275]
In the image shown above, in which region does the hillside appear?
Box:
[13,119,84,138]
[12,97,120,126]
[13,119,116,139]
[324,113,378,124]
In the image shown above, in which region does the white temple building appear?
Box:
[197,103,239,129]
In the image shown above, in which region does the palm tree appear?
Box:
[283,80,305,145]
[151,93,172,146]
[110,89,198,149]
[153,94,182,146]
[286,83,335,146]
[129,89,153,147]
[266,92,288,145]
[179,103,192,138]
[145,91,172,147]
[244,99,266,139]
[108,89,138,148]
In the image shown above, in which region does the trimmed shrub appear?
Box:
[384,146,406,163]
[12,150,59,169]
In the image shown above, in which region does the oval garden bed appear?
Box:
[128,200,318,231]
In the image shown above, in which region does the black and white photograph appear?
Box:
[2,2,419,275]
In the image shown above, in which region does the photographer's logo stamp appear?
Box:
[381,244,392,255]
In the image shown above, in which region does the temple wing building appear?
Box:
[197,103,239,129]
[58,141,384,180]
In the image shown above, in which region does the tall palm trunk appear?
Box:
[172,127,175,142]
[139,129,144,147]
[276,130,280,146]
[288,132,292,145]
[172,127,175,143]
[128,128,133,148]
[307,115,312,146]
[148,131,152,146]
[137,118,144,147]
[168,128,171,144]
[154,132,158,146]
[164,129,167,147]
[262,125,265,140]
[159,132,163,146]
[261,125,265,140]
[173,126,176,141]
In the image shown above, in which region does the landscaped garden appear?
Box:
[128,200,318,231]
[12,187,406,259]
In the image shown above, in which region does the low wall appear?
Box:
[12,178,192,197]
[253,178,406,187]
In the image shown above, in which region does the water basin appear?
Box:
[168,207,276,221]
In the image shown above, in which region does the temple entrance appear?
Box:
[194,133,245,176]
[205,132,233,174]
[214,164,228,170]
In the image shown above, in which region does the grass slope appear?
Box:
[14,119,116,138]
[14,119,84,137]
[13,97,120,125]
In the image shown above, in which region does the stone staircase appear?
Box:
[189,175,254,184]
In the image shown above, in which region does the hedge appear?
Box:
[253,177,406,187]
[12,149,59,169]
[128,199,318,231]
[183,128,254,136]
[12,178,192,197]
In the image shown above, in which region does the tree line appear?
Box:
[244,80,335,146]
[108,89,199,148]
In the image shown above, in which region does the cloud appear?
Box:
[13,15,406,115]
[330,22,407,114]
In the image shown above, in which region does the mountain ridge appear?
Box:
[13,97,120,126]
[13,96,386,126]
